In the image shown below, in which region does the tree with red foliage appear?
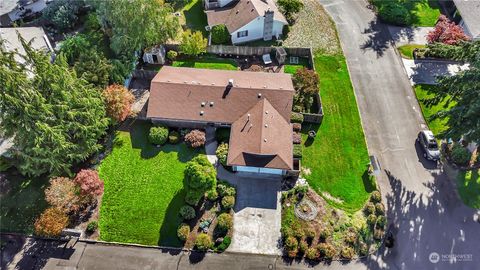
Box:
[74,169,104,199]
[103,84,135,123]
[427,15,470,45]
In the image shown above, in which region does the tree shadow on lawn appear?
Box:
[158,190,186,250]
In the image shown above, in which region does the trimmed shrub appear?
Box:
[221,195,235,209]
[180,205,196,220]
[373,229,384,240]
[375,202,385,216]
[377,2,411,26]
[319,228,330,241]
[285,236,298,251]
[86,221,98,233]
[367,214,377,227]
[370,190,381,203]
[291,223,305,239]
[292,132,301,144]
[180,128,191,138]
[318,243,336,260]
[34,207,69,237]
[168,130,180,144]
[287,249,298,258]
[305,227,316,240]
[293,144,303,158]
[211,24,230,44]
[292,123,301,132]
[305,247,319,260]
[184,156,217,206]
[216,213,233,232]
[217,183,236,197]
[358,241,369,256]
[177,223,190,241]
[167,50,178,61]
[363,202,376,215]
[341,246,355,260]
[184,129,206,148]
[216,143,229,166]
[291,112,304,123]
[344,230,357,245]
[451,144,471,166]
[299,239,308,254]
[216,236,231,252]
[195,233,213,251]
[215,128,231,143]
[74,169,104,198]
[206,189,218,201]
[376,215,387,229]
[149,126,169,145]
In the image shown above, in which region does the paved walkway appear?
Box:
[402,59,470,85]
[387,26,433,45]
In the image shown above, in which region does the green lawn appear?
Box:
[413,84,454,137]
[301,55,372,213]
[172,57,238,70]
[182,0,208,36]
[411,0,441,27]
[398,44,425,59]
[0,172,49,234]
[457,169,480,209]
[284,57,310,74]
[98,121,204,246]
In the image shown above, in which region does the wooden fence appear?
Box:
[131,70,157,80]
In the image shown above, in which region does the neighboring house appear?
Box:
[147,66,295,175]
[0,0,48,26]
[205,0,288,44]
[0,27,54,64]
[447,0,480,40]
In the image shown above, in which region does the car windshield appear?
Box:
[428,141,438,150]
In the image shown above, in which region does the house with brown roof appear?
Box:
[205,0,288,44]
[147,66,295,175]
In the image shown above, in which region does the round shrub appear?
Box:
[375,202,385,216]
[287,249,298,258]
[367,214,377,227]
[195,233,213,251]
[285,236,298,251]
[344,230,358,245]
[370,190,381,203]
[305,227,316,240]
[167,50,178,61]
[218,184,236,197]
[168,130,180,144]
[299,239,308,254]
[216,143,229,166]
[358,241,369,256]
[86,221,98,233]
[216,236,231,252]
[216,213,233,232]
[305,247,319,260]
[211,24,230,44]
[184,129,206,148]
[206,189,218,201]
[319,228,330,241]
[291,112,304,123]
[292,123,301,132]
[373,229,384,240]
[177,223,190,242]
[221,195,235,209]
[318,243,336,260]
[292,132,301,144]
[149,126,169,145]
[378,2,411,26]
[451,144,471,166]
[281,226,293,239]
[364,202,376,215]
[292,224,305,239]
[376,215,387,229]
[180,205,196,220]
[341,246,355,260]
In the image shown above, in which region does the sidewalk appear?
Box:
[387,26,433,45]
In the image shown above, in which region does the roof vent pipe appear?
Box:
[247,113,251,121]
[228,79,234,87]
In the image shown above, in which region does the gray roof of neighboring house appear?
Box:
[0,0,17,16]
[0,27,52,63]
[453,0,480,39]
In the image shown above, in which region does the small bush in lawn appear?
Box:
[221,195,235,209]
[167,50,178,61]
[195,233,213,251]
[364,202,376,215]
[292,132,301,144]
[375,202,385,216]
[318,243,336,260]
[291,112,304,123]
[451,144,471,166]
[177,223,190,242]
[216,236,231,252]
[211,24,230,44]
[184,129,206,148]
[370,190,381,203]
[215,143,229,166]
[206,189,218,201]
[305,247,319,260]
[319,228,330,241]
[299,239,308,254]
[86,221,98,233]
[149,126,169,145]
[376,215,387,229]
[168,130,180,144]
[285,236,298,251]
[367,214,377,227]
[216,213,233,232]
[292,123,301,132]
[179,205,196,220]
[305,227,316,240]
[293,144,302,158]
[341,246,355,260]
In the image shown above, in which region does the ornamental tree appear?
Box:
[277,0,303,23]
[45,177,83,213]
[292,68,319,112]
[180,30,207,57]
[74,169,104,198]
[103,84,135,122]
[34,207,69,237]
[427,15,470,45]
[184,156,217,205]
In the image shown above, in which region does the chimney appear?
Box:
[228,79,234,87]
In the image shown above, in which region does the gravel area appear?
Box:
[283,0,341,55]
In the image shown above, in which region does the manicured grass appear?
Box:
[182,0,208,36]
[172,57,238,70]
[284,57,310,74]
[411,0,441,27]
[98,121,204,246]
[398,44,425,59]
[457,169,480,209]
[413,84,455,137]
[0,172,49,234]
[301,55,372,213]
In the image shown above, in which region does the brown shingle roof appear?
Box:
[146,66,294,123]
[206,0,287,33]
[227,98,293,169]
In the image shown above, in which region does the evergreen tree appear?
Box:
[0,36,109,176]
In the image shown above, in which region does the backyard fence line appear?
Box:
[131,69,157,80]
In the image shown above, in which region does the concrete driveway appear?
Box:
[402,58,469,85]
[218,168,282,255]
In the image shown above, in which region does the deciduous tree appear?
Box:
[74,169,104,199]
[427,15,470,45]
[292,68,319,112]
[34,207,69,237]
[45,177,83,213]
[103,84,135,122]
[180,30,207,57]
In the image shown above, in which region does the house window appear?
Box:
[237,30,248,38]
